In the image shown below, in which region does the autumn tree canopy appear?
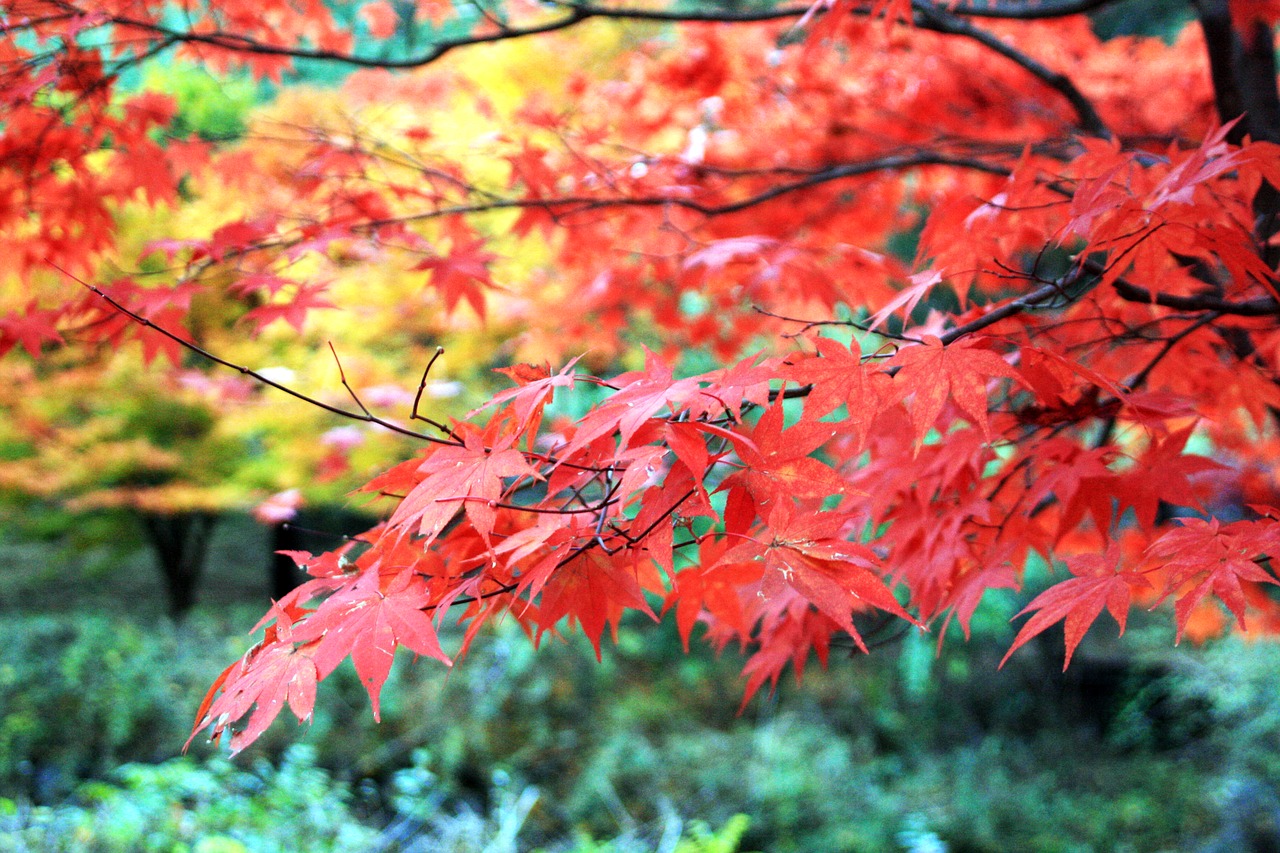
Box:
[4,0,1280,752]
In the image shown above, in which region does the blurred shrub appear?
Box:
[0,747,375,852]
[0,599,1273,851]
[138,63,259,141]
[0,612,257,801]
[0,745,751,853]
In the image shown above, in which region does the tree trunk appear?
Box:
[1194,0,1280,263]
[270,522,305,600]
[139,511,217,618]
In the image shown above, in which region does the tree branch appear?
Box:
[34,0,1129,77]
[919,0,1120,18]
[375,150,1015,228]
[1110,278,1280,316]
[913,3,1111,137]
[56,267,459,446]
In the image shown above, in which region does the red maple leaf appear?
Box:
[412,237,500,319]
[207,217,278,262]
[1148,517,1280,640]
[665,538,760,649]
[682,351,777,421]
[722,400,846,530]
[470,356,583,441]
[241,281,336,334]
[187,604,318,754]
[0,302,63,357]
[1001,546,1151,670]
[295,569,452,720]
[1117,426,1225,531]
[389,430,539,544]
[889,335,1023,444]
[868,269,943,331]
[562,349,699,456]
[722,502,915,650]
[784,336,883,447]
[535,547,658,659]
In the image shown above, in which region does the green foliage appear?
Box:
[1,565,1278,852]
[139,63,259,141]
[1182,638,1280,782]
[548,814,752,853]
[120,396,216,449]
[0,613,252,801]
[0,744,753,853]
[0,747,376,852]
[1089,0,1194,41]
[674,816,752,853]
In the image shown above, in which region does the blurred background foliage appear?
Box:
[2,511,1279,851]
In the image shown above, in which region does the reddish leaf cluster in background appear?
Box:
[5,0,1280,752]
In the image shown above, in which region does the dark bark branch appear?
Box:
[921,0,1120,18]
[1187,0,1280,140]
[1192,0,1280,265]
[1194,1,1246,138]
[380,151,1014,226]
[1234,19,1280,144]
[939,281,1076,344]
[37,0,1130,75]
[913,4,1112,137]
[53,266,458,446]
[1194,0,1280,144]
[1110,279,1280,316]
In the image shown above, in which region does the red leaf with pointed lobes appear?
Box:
[1001,546,1151,671]
[889,336,1023,445]
[187,604,318,755]
[1117,426,1226,532]
[1025,439,1119,543]
[1147,517,1280,641]
[738,609,837,708]
[241,282,336,335]
[682,236,782,285]
[783,336,884,448]
[681,352,778,422]
[389,429,540,545]
[293,568,452,721]
[471,356,583,442]
[723,399,848,515]
[0,303,63,358]
[207,218,278,262]
[665,537,761,650]
[229,272,298,299]
[535,547,659,660]
[939,559,1020,642]
[868,269,943,332]
[722,502,917,650]
[412,237,500,319]
[563,349,699,457]
[1017,345,1127,415]
[630,462,718,577]
[212,641,319,754]
[664,421,711,501]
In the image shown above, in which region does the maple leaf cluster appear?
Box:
[5,0,1280,752]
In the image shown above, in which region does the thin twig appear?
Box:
[56,265,459,446]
